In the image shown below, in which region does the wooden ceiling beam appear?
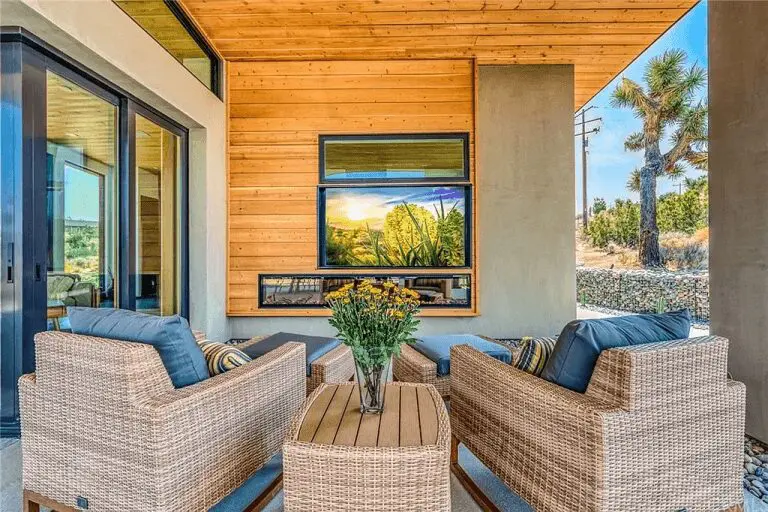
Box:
[181,0,693,15]
[189,9,689,28]
[178,0,698,108]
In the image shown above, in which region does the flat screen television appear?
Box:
[319,185,471,268]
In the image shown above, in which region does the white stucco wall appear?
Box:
[1,0,229,339]
[230,65,576,339]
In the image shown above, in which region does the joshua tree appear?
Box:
[612,49,708,267]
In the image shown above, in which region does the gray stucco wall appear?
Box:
[709,1,768,441]
[231,65,576,339]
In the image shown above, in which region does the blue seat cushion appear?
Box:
[209,453,282,512]
[540,310,692,393]
[240,332,341,377]
[67,307,209,388]
[412,334,511,376]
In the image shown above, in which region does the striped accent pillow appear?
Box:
[514,337,557,376]
[196,339,252,376]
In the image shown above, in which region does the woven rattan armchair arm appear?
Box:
[393,343,437,382]
[136,342,307,510]
[308,344,354,391]
[586,336,730,411]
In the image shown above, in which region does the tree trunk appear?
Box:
[639,147,663,268]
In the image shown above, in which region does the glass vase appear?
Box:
[354,356,392,414]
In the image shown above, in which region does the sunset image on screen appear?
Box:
[323,186,467,268]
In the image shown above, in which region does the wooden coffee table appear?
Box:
[283,382,451,511]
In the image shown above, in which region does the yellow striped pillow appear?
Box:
[196,339,252,376]
[514,337,557,376]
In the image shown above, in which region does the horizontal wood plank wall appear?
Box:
[228,59,476,316]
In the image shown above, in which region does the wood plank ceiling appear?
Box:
[180,0,698,107]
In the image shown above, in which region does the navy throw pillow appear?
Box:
[68,307,209,388]
[540,310,692,393]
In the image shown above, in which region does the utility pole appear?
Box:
[575,106,601,229]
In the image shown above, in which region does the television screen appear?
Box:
[320,185,470,268]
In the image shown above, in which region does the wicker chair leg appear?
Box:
[244,473,283,512]
[23,490,77,512]
[450,437,500,512]
[22,495,39,512]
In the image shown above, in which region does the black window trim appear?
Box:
[318,132,471,184]
[110,0,222,98]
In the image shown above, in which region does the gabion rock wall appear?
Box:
[576,267,710,321]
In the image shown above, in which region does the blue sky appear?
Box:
[64,164,100,221]
[576,0,707,213]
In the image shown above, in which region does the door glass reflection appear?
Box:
[46,71,117,330]
[135,114,180,315]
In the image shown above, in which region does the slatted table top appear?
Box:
[295,382,441,448]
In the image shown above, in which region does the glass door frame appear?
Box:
[0,27,190,436]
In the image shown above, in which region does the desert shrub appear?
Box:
[692,226,709,244]
[657,185,708,235]
[659,232,708,270]
[586,211,612,248]
[592,197,607,215]
[586,199,640,248]
[618,251,639,267]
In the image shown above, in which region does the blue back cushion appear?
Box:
[412,334,511,376]
[540,310,692,393]
[68,307,209,388]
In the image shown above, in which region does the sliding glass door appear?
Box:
[46,71,118,330]
[0,30,189,436]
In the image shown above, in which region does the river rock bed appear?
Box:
[745,436,768,503]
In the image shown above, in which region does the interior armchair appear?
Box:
[19,331,307,511]
[450,336,745,512]
[47,272,97,307]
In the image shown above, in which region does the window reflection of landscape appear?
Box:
[259,275,471,308]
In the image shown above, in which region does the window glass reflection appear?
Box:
[46,72,118,330]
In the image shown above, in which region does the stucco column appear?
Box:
[709,0,768,441]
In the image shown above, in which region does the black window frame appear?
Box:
[112,0,221,98]
[318,132,471,184]
[258,273,472,309]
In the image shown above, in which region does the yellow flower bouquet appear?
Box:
[326,279,420,413]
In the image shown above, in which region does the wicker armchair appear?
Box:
[19,331,306,511]
[450,336,746,512]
